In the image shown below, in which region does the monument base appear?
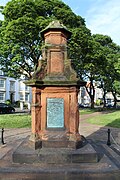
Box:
[29,130,84,149]
[12,136,98,164]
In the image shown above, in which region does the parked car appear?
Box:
[79,103,90,108]
[0,103,15,114]
[106,102,114,108]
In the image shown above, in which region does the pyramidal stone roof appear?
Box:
[46,20,67,29]
[41,20,71,38]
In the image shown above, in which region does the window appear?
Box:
[19,93,24,101]
[0,79,5,89]
[0,92,5,102]
[25,85,29,91]
[19,81,24,91]
[10,81,15,91]
[25,93,29,102]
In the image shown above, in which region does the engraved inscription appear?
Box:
[47,98,64,128]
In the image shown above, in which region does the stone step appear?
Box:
[0,158,120,180]
[1,140,120,180]
[101,144,120,168]
[0,145,11,159]
[12,137,98,164]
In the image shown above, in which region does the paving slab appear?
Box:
[12,136,98,164]
[0,145,11,159]
[0,113,120,179]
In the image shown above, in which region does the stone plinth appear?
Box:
[13,136,98,164]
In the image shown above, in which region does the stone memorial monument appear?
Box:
[13,21,98,164]
[28,20,84,149]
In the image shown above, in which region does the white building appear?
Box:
[0,69,119,109]
[0,70,32,109]
[78,83,116,106]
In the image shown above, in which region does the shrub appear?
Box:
[5,99,11,105]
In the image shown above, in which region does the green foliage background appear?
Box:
[0,0,120,108]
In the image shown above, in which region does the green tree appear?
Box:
[93,34,120,108]
[1,1,119,110]
[68,31,106,108]
[0,0,87,78]
[69,32,120,109]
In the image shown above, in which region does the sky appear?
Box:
[0,0,120,45]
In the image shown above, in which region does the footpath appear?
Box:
[0,112,120,180]
[80,112,120,145]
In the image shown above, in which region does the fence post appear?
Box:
[1,128,5,145]
[107,128,111,146]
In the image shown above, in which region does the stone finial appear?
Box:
[41,20,71,39]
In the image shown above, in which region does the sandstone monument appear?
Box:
[27,20,85,149]
[13,21,97,164]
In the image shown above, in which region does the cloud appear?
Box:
[1,0,10,6]
[86,0,120,45]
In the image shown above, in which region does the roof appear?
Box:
[41,20,72,38]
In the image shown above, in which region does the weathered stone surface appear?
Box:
[13,136,98,164]
[26,20,83,84]
[24,21,86,150]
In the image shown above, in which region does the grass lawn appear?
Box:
[0,110,120,129]
[87,110,120,128]
[80,108,97,115]
[0,114,31,128]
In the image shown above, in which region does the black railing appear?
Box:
[0,128,5,145]
[107,128,111,146]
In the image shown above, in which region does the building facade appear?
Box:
[78,83,116,106]
[0,70,31,109]
[0,69,119,109]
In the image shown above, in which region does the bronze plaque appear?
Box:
[47,98,64,128]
